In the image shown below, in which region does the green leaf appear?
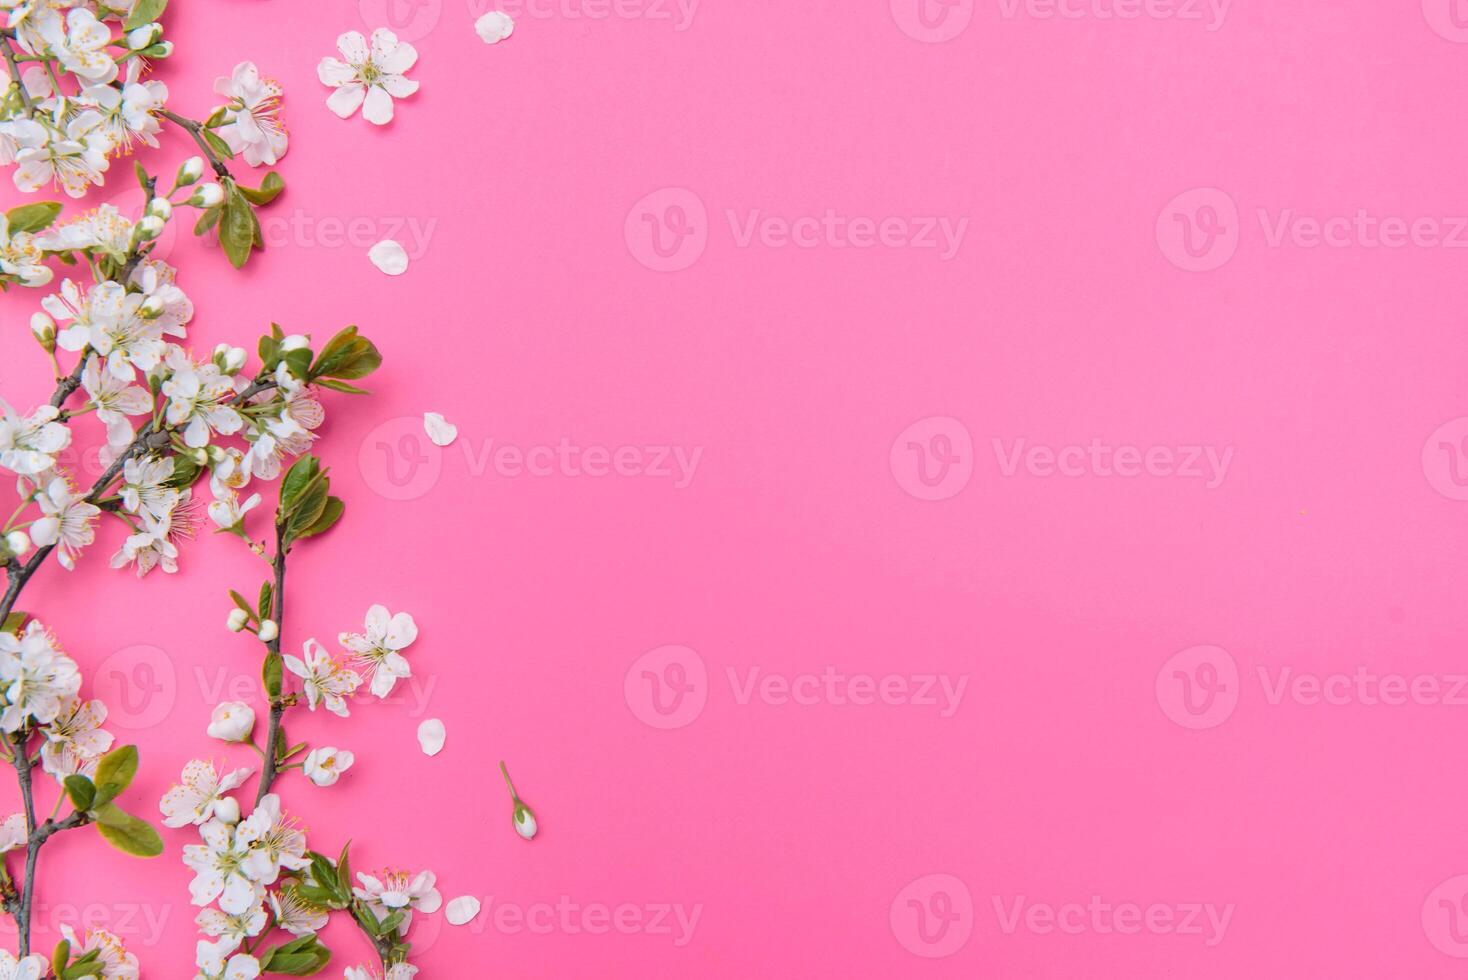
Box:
[308,326,381,382]
[61,949,103,980]
[1,612,26,635]
[256,934,330,975]
[258,581,274,620]
[228,590,255,618]
[63,775,95,811]
[311,378,370,395]
[202,128,235,161]
[92,745,139,806]
[91,804,163,858]
[194,206,221,237]
[6,202,62,234]
[237,171,284,206]
[279,456,322,512]
[123,0,166,30]
[263,652,283,699]
[219,187,255,269]
[337,840,353,902]
[50,940,69,980]
[133,161,149,190]
[258,332,281,371]
[293,496,343,541]
[167,453,202,489]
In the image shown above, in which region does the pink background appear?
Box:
[5,0,1468,975]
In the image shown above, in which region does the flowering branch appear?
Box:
[157,108,231,180]
[0,30,33,117]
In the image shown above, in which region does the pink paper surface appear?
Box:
[5,0,1468,975]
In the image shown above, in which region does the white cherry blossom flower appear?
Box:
[207,485,261,534]
[318,29,419,126]
[0,399,69,475]
[206,701,255,742]
[0,212,51,286]
[29,477,100,570]
[119,455,177,523]
[283,638,361,717]
[0,813,27,853]
[39,697,111,781]
[82,357,150,448]
[46,280,165,380]
[57,924,138,980]
[162,350,245,448]
[128,259,192,337]
[344,966,418,980]
[0,950,46,980]
[159,760,252,828]
[110,522,180,577]
[182,819,263,914]
[340,605,417,698]
[38,203,134,261]
[269,885,328,936]
[302,746,353,787]
[236,793,309,885]
[352,869,441,933]
[79,61,168,152]
[0,621,81,731]
[10,113,110,197]
[212,62,287,167]
[193,938,260,980]
[37,8,117,83]
[194,904,266,953]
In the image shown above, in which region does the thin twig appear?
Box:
[0,30,35,117]
[254,521,288,805]
[158,108,232,180]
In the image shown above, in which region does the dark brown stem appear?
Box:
[4,733,88,955]
[158,108,232,180]
[254,523,287,805]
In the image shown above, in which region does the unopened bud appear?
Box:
[189,183,223,208]
[226,608,248,632]
[4,530,30,558]
[139,294,165,317]
[176,156,205,187]
[30,312,54,352]
[146,197,172,220]
[280,334,310,352]
[258,620,278,643]
[133,215,164,241]
[213,797,240,824]
[127,23,160,49]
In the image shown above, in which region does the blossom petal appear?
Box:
[325,82,366,119]
[362,86,395,126]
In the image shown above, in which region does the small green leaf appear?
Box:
[237,171,284,206]
[123,0,166,30]
[308,325,382,382]
[293,496,344,542]
[228,590,255,618]
[202,128,235,161]
[91,803,163,858]
[255,934,330,975]
[1,612,27,635]
[219,187,254,269]
[263,652,283,699]
[50,940,69,979]
[92,745,139,805]
[6,202,62,234]
[63,775,95,811]
[311,378,370,395]
[258,581,273,621]
[194,206,221,236]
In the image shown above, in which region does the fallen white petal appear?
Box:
[446,895,481,926]
[418,718,446,756]
[369,239,409,276]
[475,11,515,44]
[423,412,458,447]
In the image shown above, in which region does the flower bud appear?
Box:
[133,215,164,241]
[146,197,172,220]
[139,294,165,318]
[222,346,247,373]
[258,620,278,643]
[29,312,54,352]
[513,800,538,840]
[191,448,209,467]
[176,156,205,187]
[206,701,255,743]
[189,183,224,208]
[280,334,310,352]
[226,608,248,632]
[143,41,173,58]
[127,23,160,49]
[213,796,241,825]
[4,530,30,558]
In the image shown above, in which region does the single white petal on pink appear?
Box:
[423,412,457,447]
[446,895,481,926]
[476,11,516,44]
[417,718,446,757]
[368,240,409,276]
